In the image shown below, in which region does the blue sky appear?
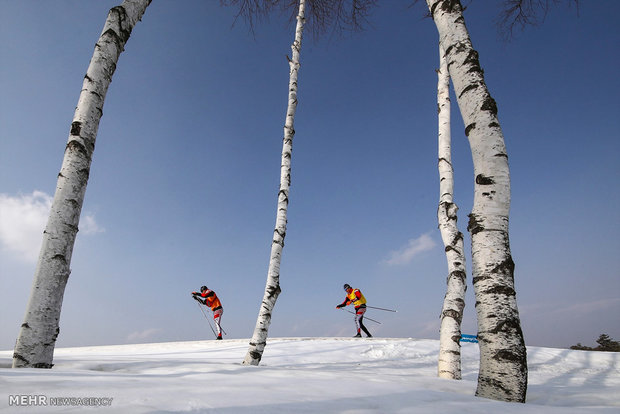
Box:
[1,0,618,351]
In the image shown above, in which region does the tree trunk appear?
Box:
[436,44,467,381]
[427,0,527,402]
[243,0,306,366]
[12,0,151,369]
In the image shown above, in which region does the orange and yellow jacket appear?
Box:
[194,289,222,311]
[339,288,367,309]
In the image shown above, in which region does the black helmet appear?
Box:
[343,284,351,291]
[200,286,208,292]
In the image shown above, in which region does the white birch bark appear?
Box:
[12,0,151,369]
[427,0,527,402]
[436,45,467,381]
[243,0,306,366]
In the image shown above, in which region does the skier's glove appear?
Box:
[336,304,344,309]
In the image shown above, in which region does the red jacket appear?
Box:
[194,289,222,311]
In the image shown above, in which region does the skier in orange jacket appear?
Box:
[192,286,223,340]
[336,283,372,338]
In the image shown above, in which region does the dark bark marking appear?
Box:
[476,376,513,397]
[77,167,91,182]
[449,270,467,283]
[467,213,484,235]
[429,1,440,17]
[67,198,80,209]
[444,40,468,58]
[483,284,516,297]
[438,157,452,167]
[249,351,262,362]
[459,83,478,98]
[464,123,476,136]
[451,231,463,245]
[439,201,458,220]
[70,122,82,136]
[273,229,286,247]
[66,140,88,157]
[51,254,68,264]
[488,317,523,337]
[12,353,29,365]
[481,96,498,116]
[278,189,289,204]
[266,284,282,299]
[13,352,28,363]
[472,275,492,286]
[475,174,495,185]
[491,256,515,276]
[438,0,462,14]
[89,90,103,100]
[109,6,133,43]
[442,309,463,324]
[463,49,482,74]
[32,362,54,369]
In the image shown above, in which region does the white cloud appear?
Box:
[383,233,436,266]
[0,191,104,263]
[0,191,51,262]
[127,328,164,343]
[80,213,105,235]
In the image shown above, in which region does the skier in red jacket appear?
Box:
[336,283,372,338]
[192,286,224,340]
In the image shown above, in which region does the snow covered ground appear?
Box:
[1,337,619,413]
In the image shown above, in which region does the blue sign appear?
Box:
[460,334,478,343]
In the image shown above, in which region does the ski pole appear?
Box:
[200,304,227,336]
[365,305,397,313]
[196,302,217,337]
[341,308,381,324]
[193,296,227,336]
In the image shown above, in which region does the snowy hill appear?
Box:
[1,337,619,413]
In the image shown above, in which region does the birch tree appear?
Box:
[228,0,374,366]
[242,0,307,366]
[436,45,467,381]
[13,0,151,369]
[426,0,527,402]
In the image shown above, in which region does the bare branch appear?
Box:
[220,0,274,35]
[497,0,579,40]
[223,0,378,38]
